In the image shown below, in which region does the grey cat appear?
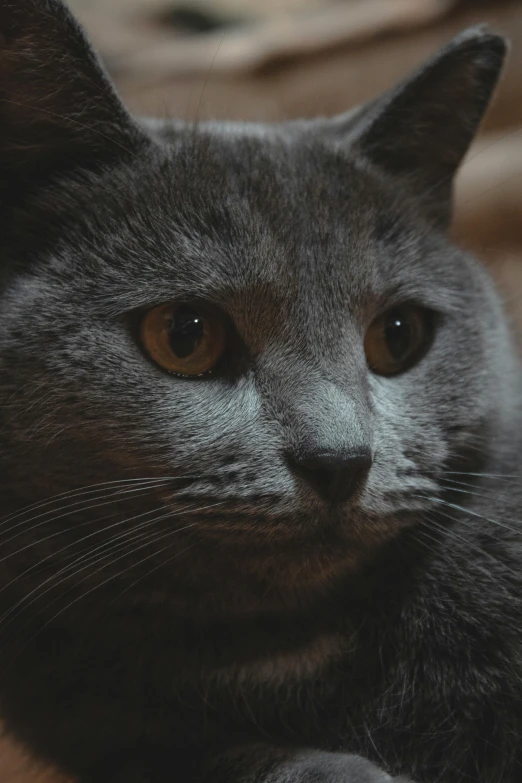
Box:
[0,1,521,782]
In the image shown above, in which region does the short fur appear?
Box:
[0,2,520,782]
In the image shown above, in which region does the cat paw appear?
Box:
[271,751,411,782]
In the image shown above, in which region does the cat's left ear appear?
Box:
[0,0,146,202]
[328,26,508,227]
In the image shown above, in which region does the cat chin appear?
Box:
[183,516,406,588]
[166,510,422,606]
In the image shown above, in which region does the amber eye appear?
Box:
[140,303,226,377]
[364,305,432,376]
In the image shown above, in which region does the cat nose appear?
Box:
[289,449,372,504]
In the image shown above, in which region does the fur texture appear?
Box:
[0,2,520,782]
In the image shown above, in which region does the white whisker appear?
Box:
[0,501,193,600]
[0,477,176,529]
[0,520,195,635]
[3,535,201,670]
[421,496,522,538]
[0,485,169,561]
[443,472,520,481]
[420,512,520,584]
[0,501,224,640]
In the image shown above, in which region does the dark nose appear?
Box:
[289,449,372,504]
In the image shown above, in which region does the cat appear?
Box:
[0,1,521,781]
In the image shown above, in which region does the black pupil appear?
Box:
[385,310,414,361]
[169,306,204,359]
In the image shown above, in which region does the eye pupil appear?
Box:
[169,306,204,359]
[141,302,225,377]
[364,304,432,376]
[385,312,412,361]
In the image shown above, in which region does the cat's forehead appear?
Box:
[167,122,370,209]
[44,122,464,328]
[136,126,452,290]
[132,127,412,274]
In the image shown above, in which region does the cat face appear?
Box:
[0,2,517,595]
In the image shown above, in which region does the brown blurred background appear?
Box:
[66,0,522,338]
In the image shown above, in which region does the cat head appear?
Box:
[0,1,517,604]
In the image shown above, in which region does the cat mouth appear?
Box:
[179,503,414,544]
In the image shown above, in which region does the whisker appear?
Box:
[0,501,194,601]
[439,483,503,502]
[0,501,224,638]
[1,533,202,672]
[0,477,176,529]
[0,502,225,665]
[411,527,442,554]
[419,496,522,538]
[0,483,171,557]
[441,477,498,491]
[420,513,520,584]
[443,472,520,480]
[0,519,196,635]
[0,467,221,545]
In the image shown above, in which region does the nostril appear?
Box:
[327,456,370,502]
[297,464,332,495]
[288,449,372,504]
[343,453,372,477]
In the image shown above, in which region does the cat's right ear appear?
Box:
[0,0,146,202]
[318,26,508,228]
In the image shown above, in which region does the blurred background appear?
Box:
[69,0,522,339]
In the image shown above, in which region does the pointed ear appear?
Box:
[0,0,146,202]
[343,27,508,227]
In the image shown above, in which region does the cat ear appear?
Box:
[0,0,145,202]
[336,27,508,227]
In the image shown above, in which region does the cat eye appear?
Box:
[140,303,226,377]
[364,305,432,376]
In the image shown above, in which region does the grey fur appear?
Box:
[0,3,520,782]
